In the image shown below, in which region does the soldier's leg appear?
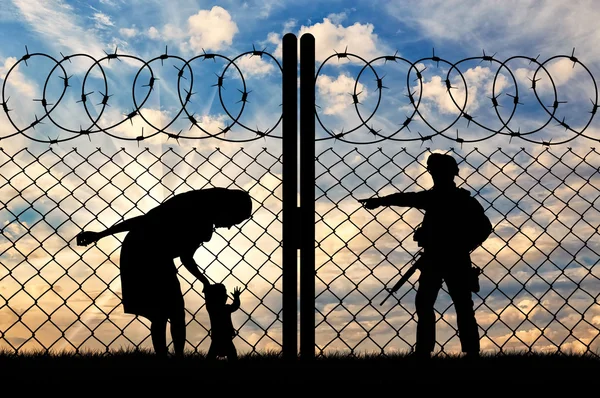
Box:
[445,271,480,354]
[414,268,443,354]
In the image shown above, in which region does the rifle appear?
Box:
[379,251,425,306]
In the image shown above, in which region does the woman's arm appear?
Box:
[76,215,146,246]
[180,249,210,287]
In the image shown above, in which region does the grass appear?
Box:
[2,347,599,392]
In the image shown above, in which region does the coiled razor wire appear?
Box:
[1,45,282,144]
[1,46,598,146]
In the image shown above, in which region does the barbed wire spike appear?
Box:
[167,129,182,145]
[543,138,553,146]
[143,76,159,91]
[350,90,363,105]
[456,129,464,149]
[256,125,267,141]
[183,88,197,104]
[33,98,53,107]
[125,109,137,125]
[136,127,144,147]
[570,48,578,68]
[509,128,522,144]
[30,114,44,129]
[528,76,541,90]
[202,48,216,62]
[251,44,267,58]
[97,91,113,107]
[529,54,541,65]
[432,48,441,67]
[236,89,251,104]
[219,124,230,136]
[462,112,475,127]
[401,116,412,132]
[76,91,94,104]
[480,49,497,64]
[1,97,12,113]
[333,128,345,143]
[547,99,567,110]
[173,65,187,80]
[405,90,416,105]
[488,92,502,108]
[590,99,599,115]
[369,125,381,137]
[376,75,388,90]
[58,74,73,88]
[79,126,92,142]
[159,45,168,66]
[418,131,432,148]
[187,113,198,130]
[48,135,59,146]
[384,50,399,64]
[104,46,121,62]
[21,45,31,66]
[60,52,72,63]
[556,116,570,131]
[334,46,349,60]
[506,93,524,106]
[445,78,455,92]
[414,66,427,82]
[212,73,225,89]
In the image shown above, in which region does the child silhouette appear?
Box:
[202,283,242,360]
[181,249,242,360]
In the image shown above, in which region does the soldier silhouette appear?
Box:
[358,153,492,359]
[75,187,252,358]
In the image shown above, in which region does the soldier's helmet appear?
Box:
[426,153,459,177]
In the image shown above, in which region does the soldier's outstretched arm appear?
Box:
[359,191,429,210]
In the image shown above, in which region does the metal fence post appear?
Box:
[300,33,315,360]
[282,32,298,360]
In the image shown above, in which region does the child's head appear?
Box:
[205,283,228,305]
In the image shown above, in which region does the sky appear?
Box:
[0,0,599,356]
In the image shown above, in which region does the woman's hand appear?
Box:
[76,231,101,246]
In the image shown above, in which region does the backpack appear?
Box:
[414,187,493,253]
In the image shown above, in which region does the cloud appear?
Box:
[119,27,138,38]
[385,0,600,65]
[235,55,276,78]
[317,73,368,115]
[147,26,160,40]
[272,17,391,62]
[145,6,238,54]
[89,12,114,29]
[13,0,104,57]
[0,57,37,97]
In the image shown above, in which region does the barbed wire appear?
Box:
[2,46,598,147]
[316,48,599,146]
[0,45,282,145]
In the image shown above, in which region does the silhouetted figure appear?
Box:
[75,188,252,358]
[192,269,242,360]
[359,153,492,359]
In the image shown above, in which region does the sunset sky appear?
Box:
[1,0,599,356]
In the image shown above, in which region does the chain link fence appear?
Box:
[0,144,283,354]
[314,144,600,357]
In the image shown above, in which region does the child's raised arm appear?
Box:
[229,287,241,312]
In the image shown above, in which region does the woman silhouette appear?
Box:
[75,188,252,357]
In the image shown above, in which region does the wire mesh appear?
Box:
[314,144,600,357]
[0,144,283,354]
